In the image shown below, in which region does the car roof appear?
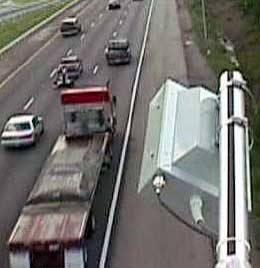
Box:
[62,17,77,23]
[108,39,129,48]
[61,55,79,62]
[7,114,35,124]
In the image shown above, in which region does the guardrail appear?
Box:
[0,0,83,59]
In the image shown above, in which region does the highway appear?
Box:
[0,0,213,267]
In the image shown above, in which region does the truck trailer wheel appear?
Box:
[91,214,96,232]
[101,153,112,173]
[87,214,96,238]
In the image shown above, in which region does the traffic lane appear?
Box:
[71,0,135,77]
[73,2,150,267]
[0,0,145,266]
[108,0,213,267]
[85,0,152,266]
[0,92,61,268]
[66,0,150,266]
[0,0,134,266]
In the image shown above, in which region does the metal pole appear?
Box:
[216,71,251,268]
[201,0,207,39]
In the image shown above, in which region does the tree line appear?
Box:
[240,0,260,19]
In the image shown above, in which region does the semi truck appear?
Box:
[7,84,116,268]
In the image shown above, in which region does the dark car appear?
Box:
[105,39,131,65]
[108,0,121,9]
[60,17,82,37]
[58,55,83,79]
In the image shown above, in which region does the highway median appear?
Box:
[0,0,71,50]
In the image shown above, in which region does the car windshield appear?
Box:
[62,21,75,26]
[61,21,76,30]
[5,122,31,131]
[108,41,128,50]
[65,108,106,134]
[61,58,78,64]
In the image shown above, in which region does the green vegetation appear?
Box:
[0,1,69,50]
[189,0,234,75]
[13,0,54,5]
[187,0,260,240]
[238,0,260,20]
[13,0,42,5]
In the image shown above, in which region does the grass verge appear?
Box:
[0,0,70,50]
[13,0,54,5]
[13,0,43,5]
[187,0,260,247]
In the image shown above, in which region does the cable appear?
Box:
[157,194,218,263]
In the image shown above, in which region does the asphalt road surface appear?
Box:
[0,0,213,267]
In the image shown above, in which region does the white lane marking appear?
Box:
[90,22,95,27]
[67,49,72,56]
[99,13,103,19]
[80,33,86,42]
[0,32,59,90]
[119,20,123,25]
[23,96,34,110]
[92,65,99,75]
[98,0,156,266]
[112,31,118,37]
[50,68,57,79]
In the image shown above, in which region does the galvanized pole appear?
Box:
[216,71,252,268]
[201,0,207,39]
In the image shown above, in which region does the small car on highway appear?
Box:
[58,55,83,79]
[105,39,131,65]
[1,114,44,148]
[108,0,121,9]
[60,16,82,37]
[53,66,75,88]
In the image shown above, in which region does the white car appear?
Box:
[1,114,44,148]
[60,17,82,36]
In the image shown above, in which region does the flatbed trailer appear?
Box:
[8,85,116,268]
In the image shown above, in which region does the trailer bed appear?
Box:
[8,133,110,250]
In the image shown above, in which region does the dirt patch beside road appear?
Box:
[176,0,216,90]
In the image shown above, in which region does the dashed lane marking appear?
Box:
[81,33,86,42]
[23,96,34,110]
[67,49,72,56]
[50,68,57,79]
[92,65,99,75]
